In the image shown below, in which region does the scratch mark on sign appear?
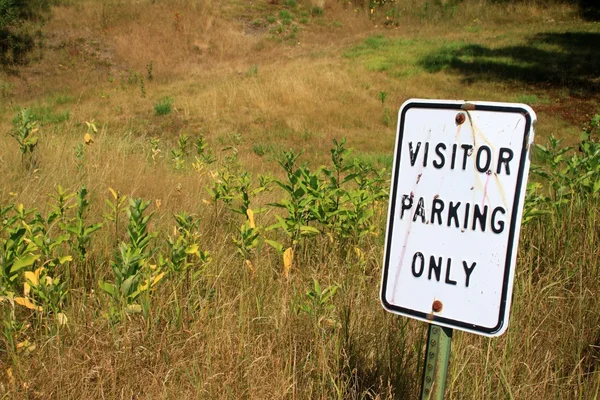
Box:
[482,170,492,207]
[390,125,432,302]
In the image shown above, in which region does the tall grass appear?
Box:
[0,0,599,399]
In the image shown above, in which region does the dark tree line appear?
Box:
[0,0,51,66]
[578,0,600,20]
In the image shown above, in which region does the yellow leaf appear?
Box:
[108,187,117,200]
[126,304,142,314]
[326,232,334,244]
[24,342,36,354]
[185,244,199,256]
[59,255,73,264]
[138,279,149,292]
[85,120,97,133]
[56,312,68,326]
[16,339,30,350]
[23,282,30,296]
[14,297,42,311]
[84,132,93,145]
[245,259,255,274]
[246,209,256,229]
[7,367,14,386]
[151,272,165,288]
[283,247,294,278]
[353,247,363,260]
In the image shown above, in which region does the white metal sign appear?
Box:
[380,99,536,337]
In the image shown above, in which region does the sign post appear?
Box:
[380,99,536,398]
[420,324,452,399]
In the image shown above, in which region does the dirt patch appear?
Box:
[536,96,600,128]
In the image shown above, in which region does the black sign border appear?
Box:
[380,100,534,335]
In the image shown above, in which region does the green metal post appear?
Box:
[420,324,452,400]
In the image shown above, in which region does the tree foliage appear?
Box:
[0,0,51,66]
[579,0,600,20]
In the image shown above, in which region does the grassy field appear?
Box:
[0,0,599,398]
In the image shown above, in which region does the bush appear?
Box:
[0,0,51,65]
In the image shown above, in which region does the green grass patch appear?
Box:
[252,142,275,157]
[279,10,294,22]
[514,94,550,105]
[54,93,75,105]
[154,97,174,116]
[466,25,481,33]
[1,80,14,99]
[346,28,600,96]
[344,35,427,78]
[311,6,323,16]
[27,104,71,124]
[350,152,394,170]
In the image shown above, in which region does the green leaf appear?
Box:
[313,279,321,295]
[120,275,137,297]
[51,234,71,248]
[185,244,200,256]
[300,225,320,236]
[264,240,284,253]
[84,223,103,236]
[58,255,73,265]
[10,254,40,274]
[65,225,80,235]
[98,281,117,298]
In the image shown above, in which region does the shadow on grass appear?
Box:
[579,0,600,20]
[419,32,600,96]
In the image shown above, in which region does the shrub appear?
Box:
[0,0,51,65]
[154,96,173,116]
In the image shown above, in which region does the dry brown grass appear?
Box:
[1,0,599,399]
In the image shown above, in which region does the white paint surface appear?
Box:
[381,99,535,337]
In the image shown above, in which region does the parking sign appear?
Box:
[380,99,536,337]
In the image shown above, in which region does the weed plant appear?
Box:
[10,109,39,170]
[154,97,173,116]
[2,114,598,397]
[0,1,599,398]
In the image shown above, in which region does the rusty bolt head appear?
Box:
[432,300,443,312]
[456,113,466,125]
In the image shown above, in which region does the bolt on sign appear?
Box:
[380,99,536,337]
